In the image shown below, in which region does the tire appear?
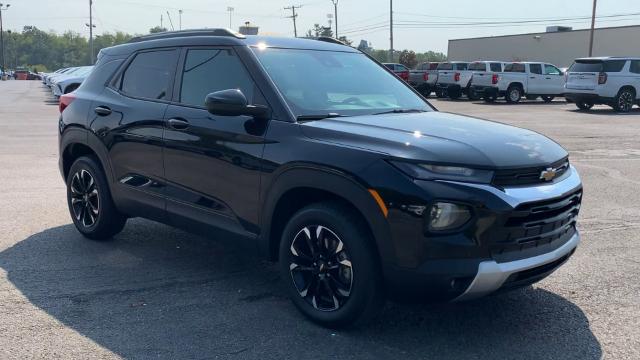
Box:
[576,101,594,111]
[541,96,555,103]
[483,94,497,103]
[506,85,522,104]
[66,156,126,240]
[468,88,480,101]
[436,88,446,98]
[419,85,432,97]
[612,88,635,113]
[279,202,384,328]
[448,88,461,100]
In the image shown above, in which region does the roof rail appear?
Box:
[315,36,348,46]
[128,28,245,43]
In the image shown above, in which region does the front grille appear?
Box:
[490,189,582,260]
[493,158,570,187]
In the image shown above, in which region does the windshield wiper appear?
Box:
[296,113,347,122]
[373,109,427,115]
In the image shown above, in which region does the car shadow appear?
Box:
[0,223,602,359]
[567,107,640,116]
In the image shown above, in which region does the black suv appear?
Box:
[58,30,583,327]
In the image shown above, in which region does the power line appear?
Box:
[284,5,302,37]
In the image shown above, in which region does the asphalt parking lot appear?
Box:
[0,80,638,359]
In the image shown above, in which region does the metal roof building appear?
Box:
[448,25,640,68]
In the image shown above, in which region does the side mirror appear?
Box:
[205,89,269,119]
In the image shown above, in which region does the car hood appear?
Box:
[300,111,568,168]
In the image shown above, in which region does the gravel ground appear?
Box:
[0,81,638,359]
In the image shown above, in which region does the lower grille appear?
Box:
[490,189,582,260]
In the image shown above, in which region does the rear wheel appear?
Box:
[279,202,384,328]
[576,101,594,111]
[612,88,635,113]
[448,88,461,100]
[467,88,481,101]
[506,85,522,104]
[66,156,127,240]
[541,95,555,103]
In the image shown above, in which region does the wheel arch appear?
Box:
[260,166,393,266]
[60,129,114,185]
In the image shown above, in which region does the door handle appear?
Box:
[546,77,552,79]
[94,106,112,116]
[529,76,536,79]
[168,118,190,130]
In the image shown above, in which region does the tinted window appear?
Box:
[179,48,255,107]
[252,48,430,117]
[438,63,453,70]
[454,63,469,70]
[603,60,627,72]
[570,61,603,72]
[121,50,178,100]
[505,63,525,73]
[468,62,487,71]
[544,64,561,75]
[529,64,543,74]
[490,63,502,72]
[631,60,640,74]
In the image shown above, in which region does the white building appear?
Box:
[448,25,640,67]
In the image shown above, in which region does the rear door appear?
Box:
[542,64,565,94]
[566,60,602,90]
[527,63,545,94]
[95,48,179,221]
[162,46,268,237]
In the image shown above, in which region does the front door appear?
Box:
[542,64,565,95]
[527,63,545,95]
[163,47,269,237]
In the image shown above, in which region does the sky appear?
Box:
[2,0,640,54]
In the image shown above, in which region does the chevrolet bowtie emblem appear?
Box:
[540,168,558,181]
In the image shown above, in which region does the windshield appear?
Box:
[252,48,430,117]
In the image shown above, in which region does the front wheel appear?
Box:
[541,95,555,103]
[67,156,127,240]
[279,202,384,328]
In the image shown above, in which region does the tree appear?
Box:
[305,24,333,38]
[399,50,418,69]
[149,26,168,34]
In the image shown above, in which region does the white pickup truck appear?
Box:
[468,61,509,101]
[482,62,566,103]
[408,62,441,96]
[435,61,470,99]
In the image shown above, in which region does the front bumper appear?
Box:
[378,164,583,301]
[454,230,579,301]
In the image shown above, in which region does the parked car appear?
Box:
[51,66,94,97]
[434,61,470,99]
[468,61,509,101]
[383,63,410,82]
[58,30,582,328]
[491,62,565,103]
[408,62,441,96]
[564,57,640,112]
[46,67,79,87]
[43,68,70,85]
[13,69,30,80]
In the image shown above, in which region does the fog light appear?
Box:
[429,202,471,231]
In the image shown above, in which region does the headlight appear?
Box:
[428,202,471,231]
[391,161,494,184]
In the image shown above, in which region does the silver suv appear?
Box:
[565,57,640,112]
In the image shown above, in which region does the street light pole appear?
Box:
[389,0,394,62]
[227,7,234,29]
[588,0,597,56]
[86,0,95,64]
[331,0,338,38]
[0,3,10,79]
[178,9,183,30]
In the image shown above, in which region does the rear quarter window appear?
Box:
[505,63,525,73]
[630,61,640,74]
[603,60,627,72]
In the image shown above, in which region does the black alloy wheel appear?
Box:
[69,169,100,228]
[288,225,353,311]
[613,88,635,113]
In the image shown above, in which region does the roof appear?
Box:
[574,56,640,61]
[103,29,357,57]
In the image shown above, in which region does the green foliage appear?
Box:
[398,50,418,69]
[367,49,447,67]
[149,26,168,34]
[305,24,333,38]
[1,26,134,71]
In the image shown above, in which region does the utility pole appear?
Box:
[85,0,96,64]
[0,3,9,79]
[331,0,338,38]
[160,14,163,29]
[178,9,183,30]
[588,0,597,56]
[284,5,301,37]
[389,0,394,62]
[227,7,234,29]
